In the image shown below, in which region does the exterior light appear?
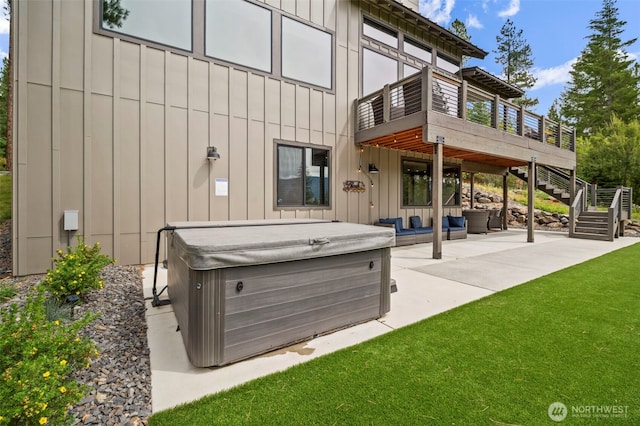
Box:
[207,146,220,160]
[368,164,379,174]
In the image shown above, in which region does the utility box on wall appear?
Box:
[63,210,79,231]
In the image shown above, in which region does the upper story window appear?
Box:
[101,0,192,51]
[98,0,334,92]
[362,48,398,96]
[276,143,331,208]
[363,17,398,48]
[404,38,432,64]
[437,53,460,75]
[282,17,332,89]
[205,0,272,72]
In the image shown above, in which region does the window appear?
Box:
[101,0,192,50]
[437,53,460,74]
[363,18,398,48]
[206,0,271,72]
[403,63,420,79]
[277,143,330,208]
[404,38,432,63]
[402,160,431,206]
[363,48,398,95]
[443,166,461,206]
[282,17,332,89]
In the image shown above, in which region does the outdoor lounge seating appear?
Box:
[375,217,418,246]
[408,216,434,243]
[488,209,504,230]
[442,215,468,240]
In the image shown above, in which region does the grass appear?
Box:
[149,243,640,425]
[475,182,570,215]
[0,173,11,221]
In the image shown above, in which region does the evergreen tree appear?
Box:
[494,19,538,108]
[559,0,640,135]
[448,19,471,67]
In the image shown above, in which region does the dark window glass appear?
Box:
[277,145,330,207]
[402,160,431,206]
[443,166,461,206]
[101,0,192,50]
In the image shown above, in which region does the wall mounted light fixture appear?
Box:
[207,146,221,160]
[368,164,379,173]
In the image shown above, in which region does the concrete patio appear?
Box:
[143,229,638,413]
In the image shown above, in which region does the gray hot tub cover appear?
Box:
[168,219,395,270]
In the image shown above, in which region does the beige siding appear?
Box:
[13,0,459,274]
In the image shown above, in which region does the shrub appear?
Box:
[0,292,98,425]
[40,237,113,300]
[0,281,16,302]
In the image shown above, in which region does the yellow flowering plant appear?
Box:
[40,237,114,300]
[0,293,98,425]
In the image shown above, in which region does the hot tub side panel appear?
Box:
[168,243,224,367]
[220,249,386,365]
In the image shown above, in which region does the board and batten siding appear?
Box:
[12,0,449,275]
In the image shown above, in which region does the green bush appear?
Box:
[40,237,113,301]
[0,292,98,425]
[0,281,16,302]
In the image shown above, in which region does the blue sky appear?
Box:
[419,0,640,114]
[0,0,637,116]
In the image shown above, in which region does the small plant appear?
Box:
[40,237,113,300]
[0,292,98,425]
[0,281,16,302]
[44,297,74,322]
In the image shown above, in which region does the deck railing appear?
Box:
[356,67,576,153]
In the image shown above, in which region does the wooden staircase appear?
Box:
[509,166,571,205]
[572,210,613,241]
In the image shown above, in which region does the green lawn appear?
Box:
[0,173,11,221]
[150,243,640,425]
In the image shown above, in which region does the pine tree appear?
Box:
[559,0,640,135]
[494,19,538,108]
[448,19,471,67]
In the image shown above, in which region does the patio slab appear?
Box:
[143,229,638,413]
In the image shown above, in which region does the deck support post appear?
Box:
[432,139,443,259]
[502,173,509,230]
[527,158,536,242]
[469,173,475,209]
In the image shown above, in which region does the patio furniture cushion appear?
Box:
[396,228,417,237]
[378,217,402,234]
[413,227,433,234]
[448,215,466,228]
[409,215,423,229]
[442,216,450,230]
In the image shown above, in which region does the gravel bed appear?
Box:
[0,222,152,425]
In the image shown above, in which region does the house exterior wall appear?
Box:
[12,0,462,275]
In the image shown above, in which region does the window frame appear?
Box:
[96,0,195,52]
[274,140,332,210]
[400,158,462,208]
[204,0,273,73]
[94,0,336,94]
[281,15,333,90]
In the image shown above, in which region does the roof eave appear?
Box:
[370,0,488,59]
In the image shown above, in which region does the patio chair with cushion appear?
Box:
[408,216,434,243]
[488,209,503,230]
[444,215,467,240]
[375,217,417,246]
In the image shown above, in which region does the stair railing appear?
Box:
[608,188,622,241]
[569,188,584,237]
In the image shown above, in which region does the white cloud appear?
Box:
[466,14,483,30]
[531,58,577,90]
[0,0,8,34]
[497,0,520,18]
[419,0,456,26]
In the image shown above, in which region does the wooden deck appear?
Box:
[355,67,577,173]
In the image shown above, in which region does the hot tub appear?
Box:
[166,220,395,367]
